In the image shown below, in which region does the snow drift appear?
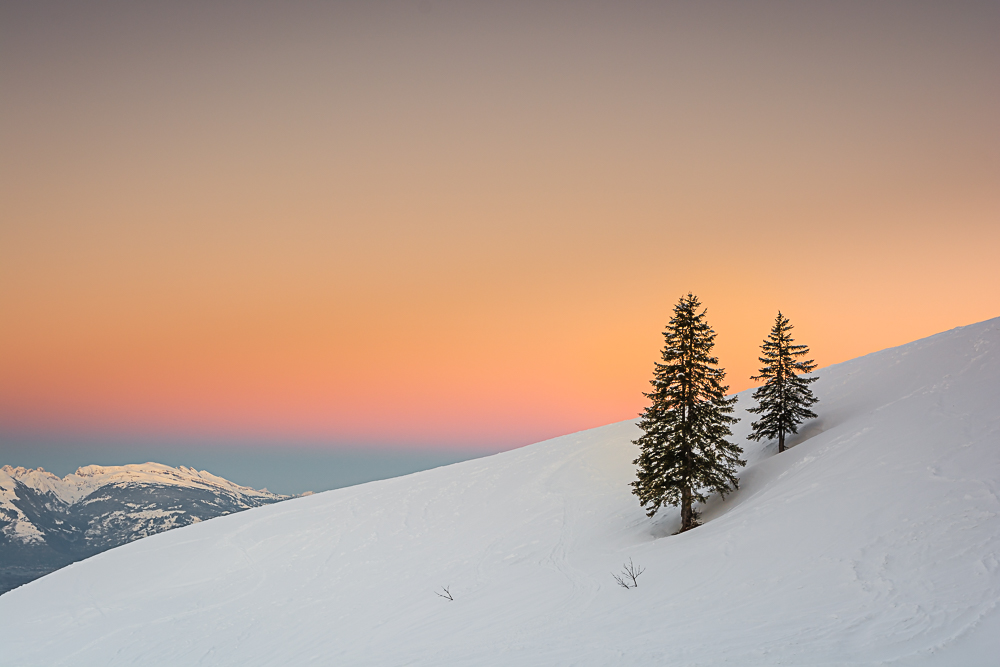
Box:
[2,318,998,666]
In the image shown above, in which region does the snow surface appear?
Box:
[2,318,998,666]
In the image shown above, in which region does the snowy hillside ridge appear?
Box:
[0,463,291,595]
[2,317,998,666]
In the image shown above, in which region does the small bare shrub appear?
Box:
[612,558,645,589]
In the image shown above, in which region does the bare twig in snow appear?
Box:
[612,558,645,589]
[436,585,454,601]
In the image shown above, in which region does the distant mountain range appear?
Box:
[0,463,291,594]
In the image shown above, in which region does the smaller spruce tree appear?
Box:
[747,312,819,453]
[632,293,744,532]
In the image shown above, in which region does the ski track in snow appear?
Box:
[1,318,999,666]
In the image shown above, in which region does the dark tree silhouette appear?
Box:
[632,294,744,532]
[747,312,819,453]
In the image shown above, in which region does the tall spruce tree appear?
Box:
[632,293,744,532]
[747,312,819,453]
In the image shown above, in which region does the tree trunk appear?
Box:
[778,430,785,453]
[680,485,693,531]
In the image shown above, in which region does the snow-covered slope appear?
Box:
[3,318,998,666]
[0,463,288,594]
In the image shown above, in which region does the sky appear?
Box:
[1,1,998,494]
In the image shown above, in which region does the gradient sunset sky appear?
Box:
[2,1,998,491]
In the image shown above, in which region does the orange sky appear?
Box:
[2,1,998,451]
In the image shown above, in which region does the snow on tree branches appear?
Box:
[747,312,819,453]
[631,293,745,532]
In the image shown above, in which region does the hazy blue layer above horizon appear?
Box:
[0,439,495,496]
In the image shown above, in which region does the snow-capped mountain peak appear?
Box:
[0,462,289,594]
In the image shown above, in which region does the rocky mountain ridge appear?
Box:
[0,463,290,594]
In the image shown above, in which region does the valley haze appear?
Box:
[2,318,998,665]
